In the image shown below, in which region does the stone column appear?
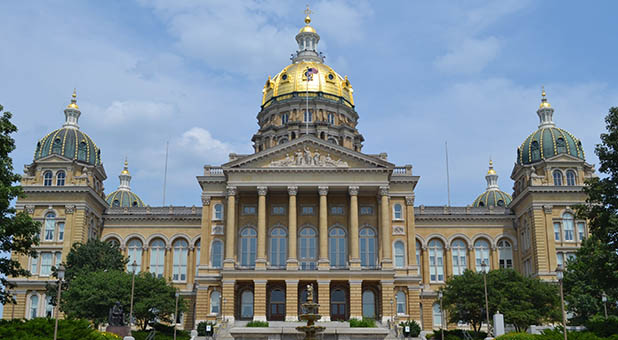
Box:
[405,196,417,271]
[318,280,331,321]
[381,280,395,323]
[318,186,329,270]
[287,186,298,270]
[422,246,430,285]
[491,245,499,270]
[199,194,211,273]
[254,280,267,321]
[445,246,452,278]
[285,280,299,321]
[349,186,360,269]
[349,280,362,319]
[256,186,268,270]
[222,280,235,322]
[224,186,237,269]
[380,186,392,268]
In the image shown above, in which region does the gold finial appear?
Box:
[67,88,79,109]
[72,88,77,98]
[487,158,496,175]
[304,4,312,24]
[540,86,551,108]
[121,157,130,175]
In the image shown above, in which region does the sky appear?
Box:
[1,1,617,207]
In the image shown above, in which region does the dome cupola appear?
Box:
[517,88,585,165]
[33,90,101,165]
[473,160,512,207]
[105,158,145,208]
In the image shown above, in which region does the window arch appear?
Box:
[360,228,377,268]
[279,137,288,145]
[428,239,444,282]
[240,227,257,267]
[150,239,165,278]
[127,239,143,273]
[270,227,287,268]
[475,239,490,272]
[432,303,442,328]
[106,238,120,247]
[211,239,223,268]
[77,142,87,161]
[393,204,403,220]
[553,170,563,186]
[44,212,55,241]
[43,171,53,186]
[329,227,346,268]
[210,290,221,315]
[394,241,405,268]
[240,290,254,319]
[299,227,317,270]
[557,138,567,153]
[328,137,338,145]
[172,239,188,281]
[29,294,39,319]
[213,204,223,220]
[531,141,540,161]
[362,290,376,318]
[56,171,65,186]
[451,239,467,276]
[563,213,575,241]
[497,239,513,269]
[566,170,576,186]
[396,291,406,315]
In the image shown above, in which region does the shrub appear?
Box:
[399,320,421,337]
[247,320,269,327]
[349,318,376,327]
[586,315,618,338]
[197,321,216,336]
[0,318,111,340]
[132,330,190,340]
[496,332,539,340]
[429,329,487,340]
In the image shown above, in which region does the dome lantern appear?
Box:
[537,87,555,129]
[293,5,324,63]
[118,157,131,191]
[63,89,81,129]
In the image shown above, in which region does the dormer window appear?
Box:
[556,138,567,153]
[78,142,87,161]
[531,141,540,161]
[56,171,65,186]
[566,170,576,186]
[52,138,62,154]
[43,171,53,186]
[553,170,563,186]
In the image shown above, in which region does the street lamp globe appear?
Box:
[602,292,608,303]
[555,264,563,281]
[131,260,137,273]
[58,264,65,280]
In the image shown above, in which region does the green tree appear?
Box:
[0,104,41,304]
[132,272,186,330]
[441,269,485,331]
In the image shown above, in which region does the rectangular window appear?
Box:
[55,252,61,267]
[564,219,574,241]
[272,206,285,215]
[30,255,38,274]
[577,222,586,241]
[58,222,65,241]
[360,206,373,215]
[40,253,52,276]
[330,206,344,215]
[44,219,55,241]
[556,253,564,268]
[242,205,256,215]
[213,204,223,220]
[301,206,314,215]
[554,222,561,241]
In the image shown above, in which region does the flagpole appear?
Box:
[306,71,309,135]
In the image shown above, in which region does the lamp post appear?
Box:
[174,292,180,340]
[480,260,492,339]
[602,292,608,318]
[556,265,567,340]
[438,291,444,340]
[53,264,65,340]
[129,260,137,334]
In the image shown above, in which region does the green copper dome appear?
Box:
[105,159,145,208]
[472,160,512,208]
[517,89,585,165]
[33,90,101,166]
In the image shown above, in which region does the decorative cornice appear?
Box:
[287,186,298,196]
[257,186,268,196]
[318,186,329,196]
[348,186,359,196]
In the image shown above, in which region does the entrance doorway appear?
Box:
[268,284,286,321]
[330,286,348,321]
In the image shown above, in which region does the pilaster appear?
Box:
[285,280,299,321]
[381,280,394,323]
[349,186,360,269]
[349,280,362,319]
[405,196,417,272]
[318,280,330,321]
[222,280,235,322]
[199,194,211,274]
[380,186,392,268]
[543,205,558,273]
[224,187,237,269]
[407,286,421,323]
[253,280,267,321]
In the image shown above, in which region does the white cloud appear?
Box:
[95,100,174,126]
[177,127,237,163]
[434,37,501,74]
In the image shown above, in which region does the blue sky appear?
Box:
[0,1,617,207]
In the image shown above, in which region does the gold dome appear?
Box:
[299,25,317,34]
[487,159,496,175]
[67,89,79,109]
[262,62,354,107]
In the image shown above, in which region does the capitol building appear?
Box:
[5,12,594,333]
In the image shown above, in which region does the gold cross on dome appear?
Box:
[304,5,312,16]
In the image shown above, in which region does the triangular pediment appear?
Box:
[544,153,586,163]
[223,135,393,170]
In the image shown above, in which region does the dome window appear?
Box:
[553,170,563,186]
[557,138,567,153]
[478,202,485,207]
[531,141,540,161]
[304,110,312,123]
[328,137,338,145]
[566,170,576,186]
[327,113,335,125]
[328,73,334,80]
[43,171,53,186]
[78,142,87,161]
[52,138,62,154]
[497,200,505,207]
[281,74,288,81]
[132,201,138,207]
[56,171,66,186]
[281,113,289,125]
[112,200,120,207]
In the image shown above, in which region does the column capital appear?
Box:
[379,186,390,196]
[287,186,298,196]
[405,195,415,206]
[257,186,268,196]
[201,193,211,206]
[226,186,237,196]
[348,186,359,196]
[543,205,553,213]
[64,204,75,214]
[318,186,329,196]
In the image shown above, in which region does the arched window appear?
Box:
[52,138,62,154]
[393,204,403,220]
[416,240,422,278]
[553,170,563,186]
[195,240,201,275]
[210,290,221,315]
[566,170,576,186]
[44,212,55,241]
[127,239,143,273]
[331,288,347,321]
[29,294,39,319]
[328,137,338,145]
[394,241,405,268]
[240,228,257,267]
[451,239,467,276]
[150,239,165,278]
[498,239,513,269]
[112,200,120,207]
[45,295,54,318]
[360,228,377,268]
[531,141,540,161]
[557,138,567,153]
[172,239,188,281]
[106,238,120,247]
[240,290,254,319]
[299,227,317,270]
[428,239,444,282]
[56,171,65,186]
[77,142,87,161]
[43,171,53,186]
[362,290,376,318]
[432,303,442,328]
[211,240,223,268]
[270,227,287,268]
[396,291,406,315]
[563,213,575,241]
[329,227,346,268]
[213,204,223,220]
[475,239,490,272]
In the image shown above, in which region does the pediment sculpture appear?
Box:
[269,147,348,167]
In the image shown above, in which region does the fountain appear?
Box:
[296,284,325,340]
